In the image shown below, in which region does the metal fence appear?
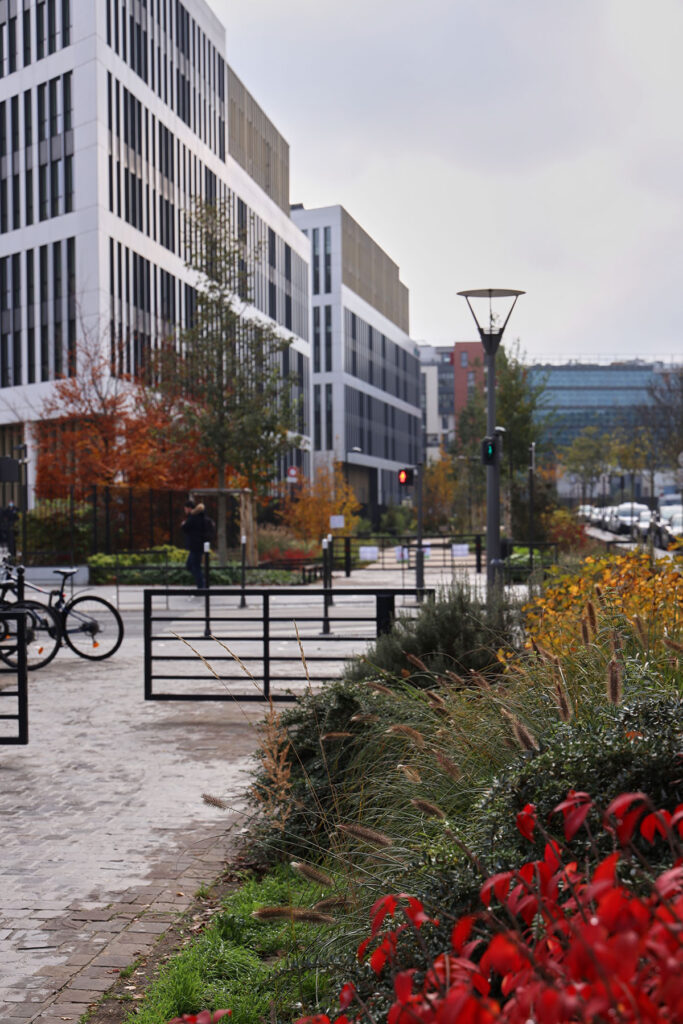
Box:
[0,609,28,744]
[144,586,434,702]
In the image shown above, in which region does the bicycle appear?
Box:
[0,567,62,670]
[1,562,124,662]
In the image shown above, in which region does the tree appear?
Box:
[279,462,360,541]
[422,454,457,532]
[451,342,553,537]
[558,426,606,506]
[160,198,302,564]
[644,366,683,469]
[34,331,205,498]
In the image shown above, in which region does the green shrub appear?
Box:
[343,583,517,685]
[87,546,298,585]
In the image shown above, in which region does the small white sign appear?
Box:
[395,546,410,562]
[203,541,211,553]
[359,545,379,561]
[329,515,345,529]
[452,543,469,558]
[287,465,299,478]
[423,545,431,559]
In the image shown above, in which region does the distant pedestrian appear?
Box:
[180,498,207,589]
[0,500,19,556]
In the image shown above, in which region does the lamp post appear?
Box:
[458,288,524,599]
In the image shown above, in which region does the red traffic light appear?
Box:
[398,468,414,486]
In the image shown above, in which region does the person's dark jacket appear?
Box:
[181,503,207,554]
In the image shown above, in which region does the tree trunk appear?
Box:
[217,462,228,566]
[240,489,257,566]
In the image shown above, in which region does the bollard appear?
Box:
[376,591,395,635]
[344,535,352,577]
[240,533,247,608]
[475,534,482,574]
[321,539,330,634]
[327,533,334,605]
[203,542,211,638]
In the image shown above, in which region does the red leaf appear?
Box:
[563,801,592,841]
[515,803,537,841]
[338,984,356,1010]
[357,936,371,961]
[640,810,671,843]
[655,865,683,899]
[451,915,474,953]
[370,895,398,936]
[604,791,648,823]
[404,897,430,929]
[481,932,528,975]
[544,840,562,872]
[553,790,591,815]
[394,970,416,1003]
[480,871,513,907]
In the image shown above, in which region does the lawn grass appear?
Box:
[124,866,336,1024]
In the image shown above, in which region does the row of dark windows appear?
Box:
[0,237,75,386]
[0,75,74,235]
[345,385,420,465]
[106,0,226,160]
[109,237,184,379]
[344,308,420,405]
[308,226,331,295]
[312,382,333,452]
[312,304,332,373]
[0,0,71,79]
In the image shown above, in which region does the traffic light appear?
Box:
[398,467,414,486]
[481,436,496,465]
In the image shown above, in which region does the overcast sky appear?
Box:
[207,0,683,364]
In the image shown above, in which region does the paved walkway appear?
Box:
[0,560,478,1021]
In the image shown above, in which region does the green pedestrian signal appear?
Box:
[481,437,496,465]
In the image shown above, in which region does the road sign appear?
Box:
[286,466,299,481]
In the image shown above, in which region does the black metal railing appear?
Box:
[0,607,28,745]
[144,586,434,702]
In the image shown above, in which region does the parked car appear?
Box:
[634,508,655,541]
[609,502,650,535]
[662,511,683,547]
[577,504,594,520]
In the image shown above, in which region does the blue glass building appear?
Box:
[528,361,665,452]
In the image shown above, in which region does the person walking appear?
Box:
[180,498,207,589]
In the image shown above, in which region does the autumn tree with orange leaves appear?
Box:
[280,461,361,541]
[34,333,207,498]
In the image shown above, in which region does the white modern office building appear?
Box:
[419,344,455,463]
[290,203,421,520]
[0,0,311,496]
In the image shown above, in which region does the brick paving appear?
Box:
[0,600,263,1021]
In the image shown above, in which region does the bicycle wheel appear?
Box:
[62,595,124,660]
[0,600,61,670]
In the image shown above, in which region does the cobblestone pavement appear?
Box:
[0,611,263,1022]
[0,562,479,1021]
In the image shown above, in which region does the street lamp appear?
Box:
[458,288,524,597]
[345,445,362,485]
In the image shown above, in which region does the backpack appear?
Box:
[202,515,216,545]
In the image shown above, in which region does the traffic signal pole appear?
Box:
[416,462,424,600]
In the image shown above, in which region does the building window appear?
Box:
[324,226,331,293]
[325,383,333,451]
[23,9,31,66]
[312,228,319,295]
[312,306,320,373]
[36,2,46,59]
[460,350,468,368]
[324,305,332,373]
[313,383,321,451]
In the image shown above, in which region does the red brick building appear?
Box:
[453,342,486,421]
